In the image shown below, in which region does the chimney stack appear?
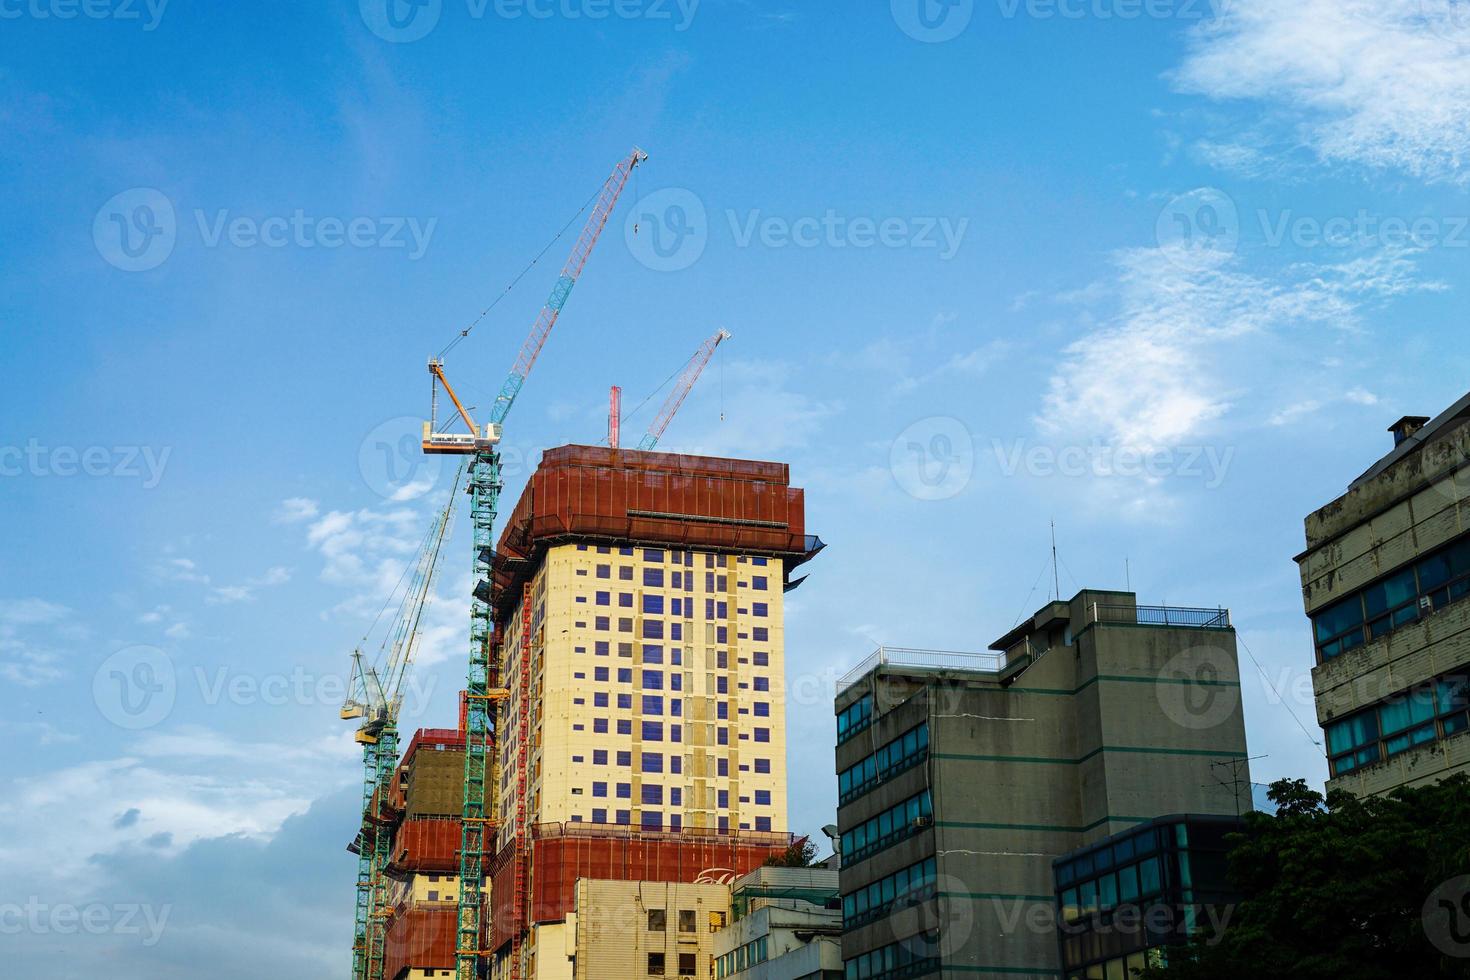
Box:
[1388,415,1432,447]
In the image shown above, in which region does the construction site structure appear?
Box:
[416,148,648,980]
[481,444,824,979]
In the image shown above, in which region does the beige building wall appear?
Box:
[1297,415,1470,795]
[570,879,732,980]
[497,543,789,843]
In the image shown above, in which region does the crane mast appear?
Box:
[638,328,730,451]
[343,476,460,980]
[430,147,646,980]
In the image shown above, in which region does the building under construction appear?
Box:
[351,444,823,979]
[484,444,823,979]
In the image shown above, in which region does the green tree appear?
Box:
[764,835,820,868]
[1139,775,1470,980]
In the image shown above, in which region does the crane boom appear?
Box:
[638,328,730,451]
[490,147,648,426]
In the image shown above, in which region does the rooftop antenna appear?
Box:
[1125,557,1131,593]
[1210,755,1268,817]
[1050,521,1061,602]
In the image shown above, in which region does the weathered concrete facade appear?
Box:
[1296,394,1470,796]
[833,590,1251,979]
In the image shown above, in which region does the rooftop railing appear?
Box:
[837,646,1005,695]
[1088,604,1231,629]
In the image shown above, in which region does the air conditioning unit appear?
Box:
[1420,596,1435,613]
[913,814,934,829]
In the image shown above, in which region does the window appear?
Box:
[593,750,608,765]
[754,727,770,743]
[644,548,664,563]
[595,616,610,631]
[643,721,664,741]
[642,783,664,804]
[620,566,634,581]
[616,810,630,825]
[617,783,632,798]
[643,594,664,614]
[753,702,769,717]
[595,641,609,656]
[641,752,663,773]
[752,576,768,591]
[618,668,633,683]
[594,693,609,707]
[596,564,610,579]
[643,620,664,639]
[755,816,771,832]
[754,758,770,773]
[647,906,666,929]
[678,952,696,974]
[840,790,933,865]
[595,591,610,606]
[620,592,633,608]
[837,695,873,742]
[593,719,608,734]
[753,676,769,691]
[618,693,632,709]
[595,667,609,682]
[592,808,607,823]
[753,650,769,666]
[643,670,664,690]
[754,790,771,805]
[643,645,664,664]
[1313,534,1470,660]
[617,719,632,735]
[592,782,607,797]
[644,695,664,715]
[1326,667,1470,776]
[617,750,632,766]
[644,568,664,587]
[752,602,768,617]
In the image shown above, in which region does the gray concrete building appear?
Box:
[713,866,843,980]
[832,590,1252,979]
[1296,391,1470,796]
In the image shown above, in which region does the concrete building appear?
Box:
[484,445,823,979]
[1051,813,1245,980]
[1296,392,1470,796]
[569,878,733,979]
[833,590,1252,979]
[713,866,844,979]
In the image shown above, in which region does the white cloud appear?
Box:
[1173,0,1470,183]
[0,598,71,686]
[272,497,320,523]
[1037,244,1436,454]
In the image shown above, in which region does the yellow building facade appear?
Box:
[495,542,789,841]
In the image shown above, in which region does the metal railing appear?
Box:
[837,646,1005,695]
[1088,604,1231,629]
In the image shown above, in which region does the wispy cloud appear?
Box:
[272,497,320,524]
[0,598,71,686]
[1037,244,1437,453]
[1173,0,1470,183]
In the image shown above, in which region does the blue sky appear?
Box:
[3,1,1470,976]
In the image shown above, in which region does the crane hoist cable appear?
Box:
[435,185,604,361]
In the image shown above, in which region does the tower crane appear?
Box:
[417,147,647,980]
[637,328,730,451]
[343,471,461,980]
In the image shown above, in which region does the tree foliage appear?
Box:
[764,835,820,868]
[1139,775,1470,980]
